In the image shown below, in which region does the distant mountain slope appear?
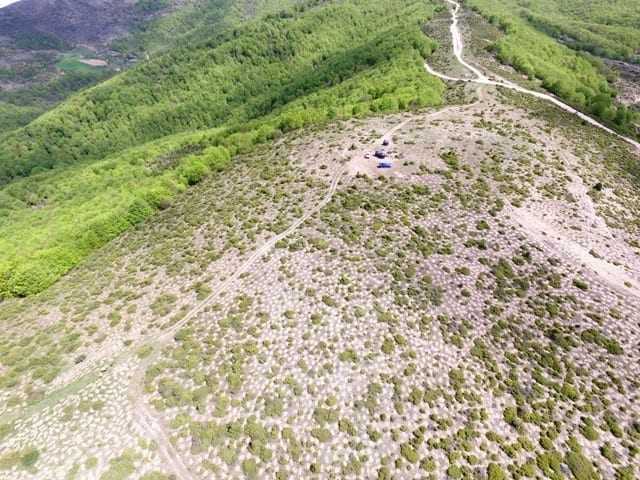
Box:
[0,0,177,134]
[117,0,304,55]
[0,0,147,44]
[0,0,299,135]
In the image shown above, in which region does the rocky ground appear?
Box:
[606,60,640,112]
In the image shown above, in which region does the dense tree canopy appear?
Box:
[469,0,640,62]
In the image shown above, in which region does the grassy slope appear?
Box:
[466,0,639,132]
[0,0,444,297]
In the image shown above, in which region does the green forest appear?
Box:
[467,0,640,61]
[0,102,42,134]
[0,70,111,136]
[0,0,445,297]
[467,0,640,133]
[115,0,305,55]
[0,0,299,136]
[511,0,639,61]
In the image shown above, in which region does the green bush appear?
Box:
[242,458,258,479]
[565,451,599,480]
[100,450,137,480]
[487,463,507,480]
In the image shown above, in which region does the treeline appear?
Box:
[0,70,112,134]
[111,0,301,56]
[0,0,445,296]
[0,70,111,108]
[13,31,69,51]
[525,14,640,62]
[467,0,639,134]
[134,0,170,13]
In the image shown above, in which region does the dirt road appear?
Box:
[425,0,640,153]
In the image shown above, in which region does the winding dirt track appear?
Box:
[157,164,346,344]
[426,0,640,300]
[425,0,640,153]
[129,163,347,480]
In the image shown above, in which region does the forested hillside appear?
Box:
[494,0,640,61]
[0,0,444,297]
[116,0,304,55]
[0,0,170,134]
[467,0,639,133]
[0,69,113,131]
[0,0,302,136]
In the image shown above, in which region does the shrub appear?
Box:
[242,459,258,479]
[401,443,419,464]
[100,450,137,480]
[566,450,599,480]
[311,428,332,443]
[487,463,506,480]
[572,278,589,290]
[615,466,635,480]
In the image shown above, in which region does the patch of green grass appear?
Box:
[56,55,103,74]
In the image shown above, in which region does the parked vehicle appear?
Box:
[377,162,392,169]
